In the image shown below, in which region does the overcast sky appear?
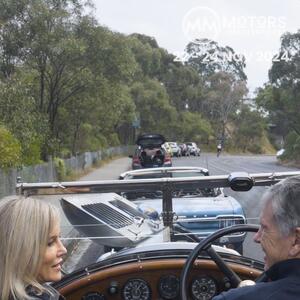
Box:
[93,0,299,95]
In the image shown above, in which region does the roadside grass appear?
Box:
[200,132,276,155]
[261,133,276,154]
[277,159,300,169]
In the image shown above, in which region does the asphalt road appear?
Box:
[172,152,300,260]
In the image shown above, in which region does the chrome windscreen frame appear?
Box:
[16,171,300,242]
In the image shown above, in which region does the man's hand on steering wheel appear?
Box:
[180,224,264,300]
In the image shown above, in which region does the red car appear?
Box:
[130,134,172,169]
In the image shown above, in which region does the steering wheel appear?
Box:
[180,224,260,300]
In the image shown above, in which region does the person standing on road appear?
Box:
[0,197,67,300]
[213,175,300,300]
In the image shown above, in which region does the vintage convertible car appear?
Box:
[17,171,300,300]
[119,167,246,254]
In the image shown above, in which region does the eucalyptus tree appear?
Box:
[204,72,248,143]
[268,31,300,136]
[177,111,213,145]
[0,0,94,158]
[130,78,178,138]
[232,105,266,153]
[0,0,30,78]
[21,1,92,129]
[0,126,21,169]
[254,31,300,159]
[0,75,45,164]
[183,39,248,144]
[160,63,205,112]
[185,39,247,82]
[127,34,162,78]
[75,24,138,148]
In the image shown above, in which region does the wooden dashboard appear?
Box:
[59,258,262,300]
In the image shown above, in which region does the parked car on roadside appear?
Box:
[186,142,201,156]
[276,148,285,159]
[179,143,190,156]
[130,134,172,169]
[169,142,181,157]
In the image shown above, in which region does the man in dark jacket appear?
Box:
[213,175,300,300]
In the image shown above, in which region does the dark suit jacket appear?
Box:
[213,259,300,300]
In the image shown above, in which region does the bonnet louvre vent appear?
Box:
[110,199,145,218]
[83,203,133,229]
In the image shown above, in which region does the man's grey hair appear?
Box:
[264,175,300,236]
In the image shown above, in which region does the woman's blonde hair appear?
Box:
[0,197,60,300]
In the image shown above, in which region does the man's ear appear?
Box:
[289,227,300,257]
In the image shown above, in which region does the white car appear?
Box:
[169,142,181,157]
[186,142,201,156]
[276,148,285,158]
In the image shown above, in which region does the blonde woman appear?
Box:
[0,197,67,300]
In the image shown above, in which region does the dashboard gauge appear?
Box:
[122,278,151,300]
[158,274,179,299]
[191,276,217,300]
